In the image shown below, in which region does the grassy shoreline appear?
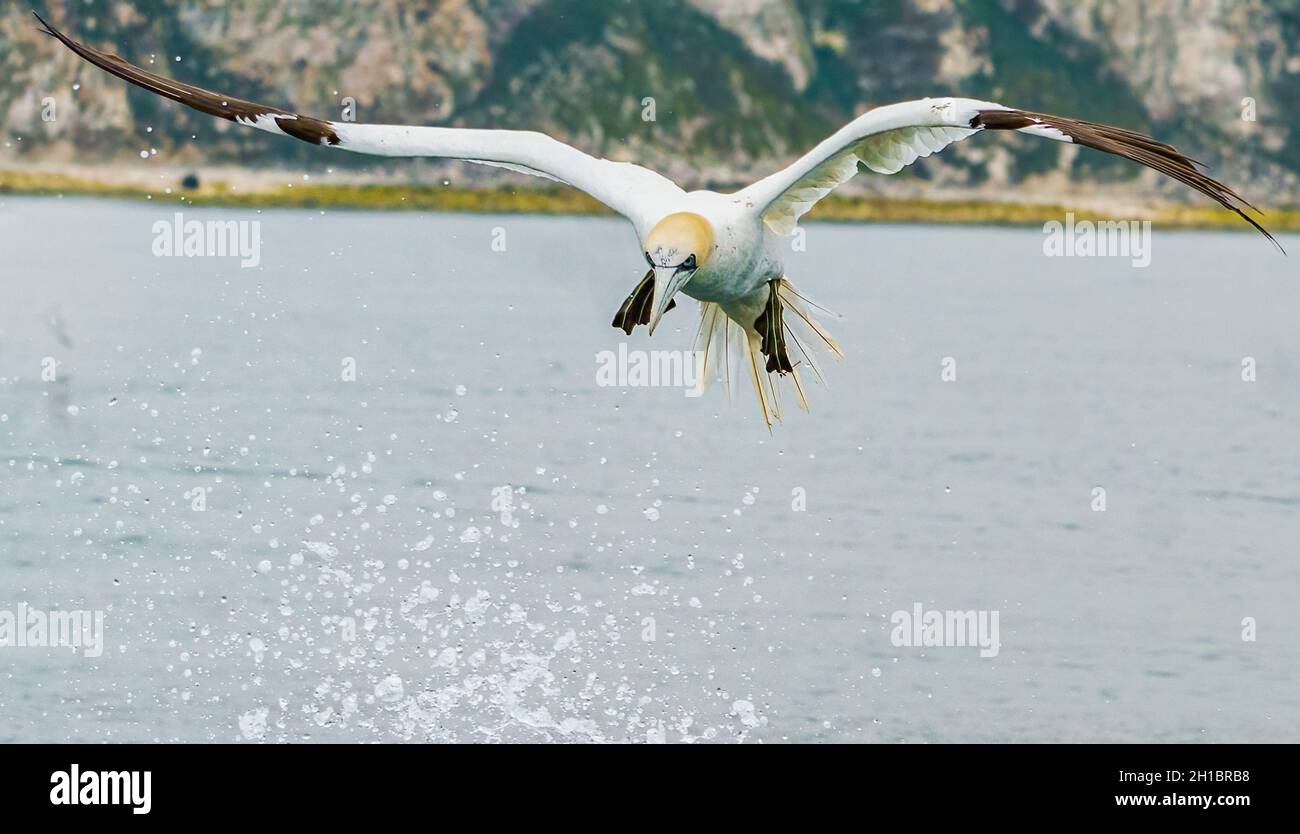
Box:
[3,168,1297,233]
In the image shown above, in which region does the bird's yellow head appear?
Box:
[642,212,714,334]
[644,212,714,270]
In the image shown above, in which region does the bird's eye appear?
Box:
[681,254,697,270]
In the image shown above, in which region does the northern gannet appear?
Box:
[37,13,1276,428]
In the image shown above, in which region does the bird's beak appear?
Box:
[648,266,694,335]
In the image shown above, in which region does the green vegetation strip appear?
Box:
[3,168,1297,232]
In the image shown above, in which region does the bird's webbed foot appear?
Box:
[611,269,676,335]
[754,279,795,374]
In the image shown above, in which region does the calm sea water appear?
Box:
[1,196,1297,742]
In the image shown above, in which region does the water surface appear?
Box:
[1,197,1296,742]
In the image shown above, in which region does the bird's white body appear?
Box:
[654,191,775,318]
[41,13,1272,426]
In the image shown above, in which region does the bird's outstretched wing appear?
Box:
[740,97,1277,247]
[36,13,683,231]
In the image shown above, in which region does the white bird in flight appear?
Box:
[38,13,1276,428]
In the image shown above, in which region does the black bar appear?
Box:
[3,743,1278,819]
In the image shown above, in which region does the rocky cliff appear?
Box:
[3,0,1297,201]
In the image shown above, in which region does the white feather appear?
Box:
[331,123,682,233]
[234,112,289,135]
[742,97,1014,234]
[1017,123,1074,143]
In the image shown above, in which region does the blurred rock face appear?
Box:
[3,0,1296,197]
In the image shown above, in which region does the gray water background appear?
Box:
[1,196,1296,742]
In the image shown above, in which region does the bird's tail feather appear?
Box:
[692,277,842,429]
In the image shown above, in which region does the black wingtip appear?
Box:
[1236,205,1285,255]
[1252,226,1283,255]
[32,10,57,37]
